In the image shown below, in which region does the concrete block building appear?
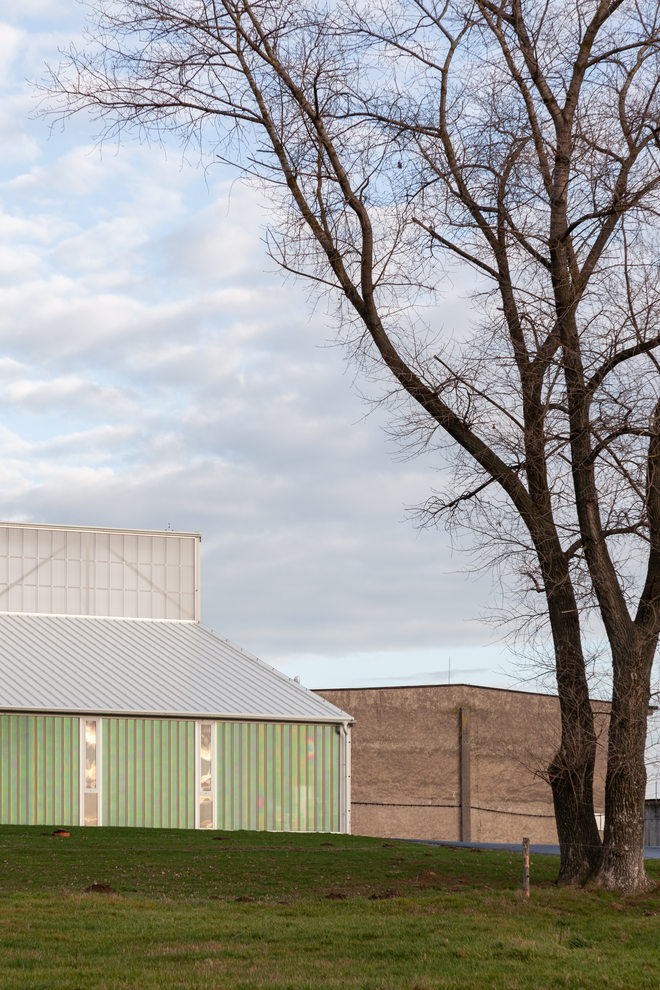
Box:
[318,683,611,844]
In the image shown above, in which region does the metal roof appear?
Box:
[0,613,351,723]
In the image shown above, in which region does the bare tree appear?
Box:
[45,0,660,892]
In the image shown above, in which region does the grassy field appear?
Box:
[0,826,659,989]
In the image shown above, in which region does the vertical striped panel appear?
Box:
[102,718,195,828]
[0,714,79,825]
[216,721,341,833]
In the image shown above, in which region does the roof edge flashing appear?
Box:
[0,520,201,540]
[0,706,353,725]
[0,611,199,624]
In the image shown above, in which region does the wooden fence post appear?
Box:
[522,836,530,899]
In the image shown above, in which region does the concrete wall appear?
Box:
[645,800,660,846]
[318,685,609,845]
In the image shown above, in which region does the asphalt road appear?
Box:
[406,839,660,859]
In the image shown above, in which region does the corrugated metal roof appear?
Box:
[0,613,351,723]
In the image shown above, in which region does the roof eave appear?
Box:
[0,706,353,724]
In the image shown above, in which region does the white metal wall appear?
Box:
[0,523,199,621]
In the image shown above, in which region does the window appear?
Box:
[81,718,101,826]
[197,722,215,829]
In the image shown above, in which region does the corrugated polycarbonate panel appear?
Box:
[0,613,351,723]
[0,524,198,621]
[0,714,79,825]
[216,721,340,832]
[102,718,195,828]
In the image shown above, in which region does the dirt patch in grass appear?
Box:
[414,871,465,891]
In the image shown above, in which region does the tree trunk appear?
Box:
[549,762,602,884]
[590,643,655,893]
[545,585,602,884]
[548,714,602,884]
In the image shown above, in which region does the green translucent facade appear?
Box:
[0,714,79,825]
[0,713,343,832]
[102,717,196,828]
[217,721,341,832]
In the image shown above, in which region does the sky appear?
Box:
[0,0,658,795]
[0,0,522,694]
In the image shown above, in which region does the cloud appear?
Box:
[0,103,41,165]
[1,0,73,25]
[0,23,22,81]
[0,374,134,413]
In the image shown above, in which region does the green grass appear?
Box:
[0,827,659,989]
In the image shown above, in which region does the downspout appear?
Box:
[339,720,352,834]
